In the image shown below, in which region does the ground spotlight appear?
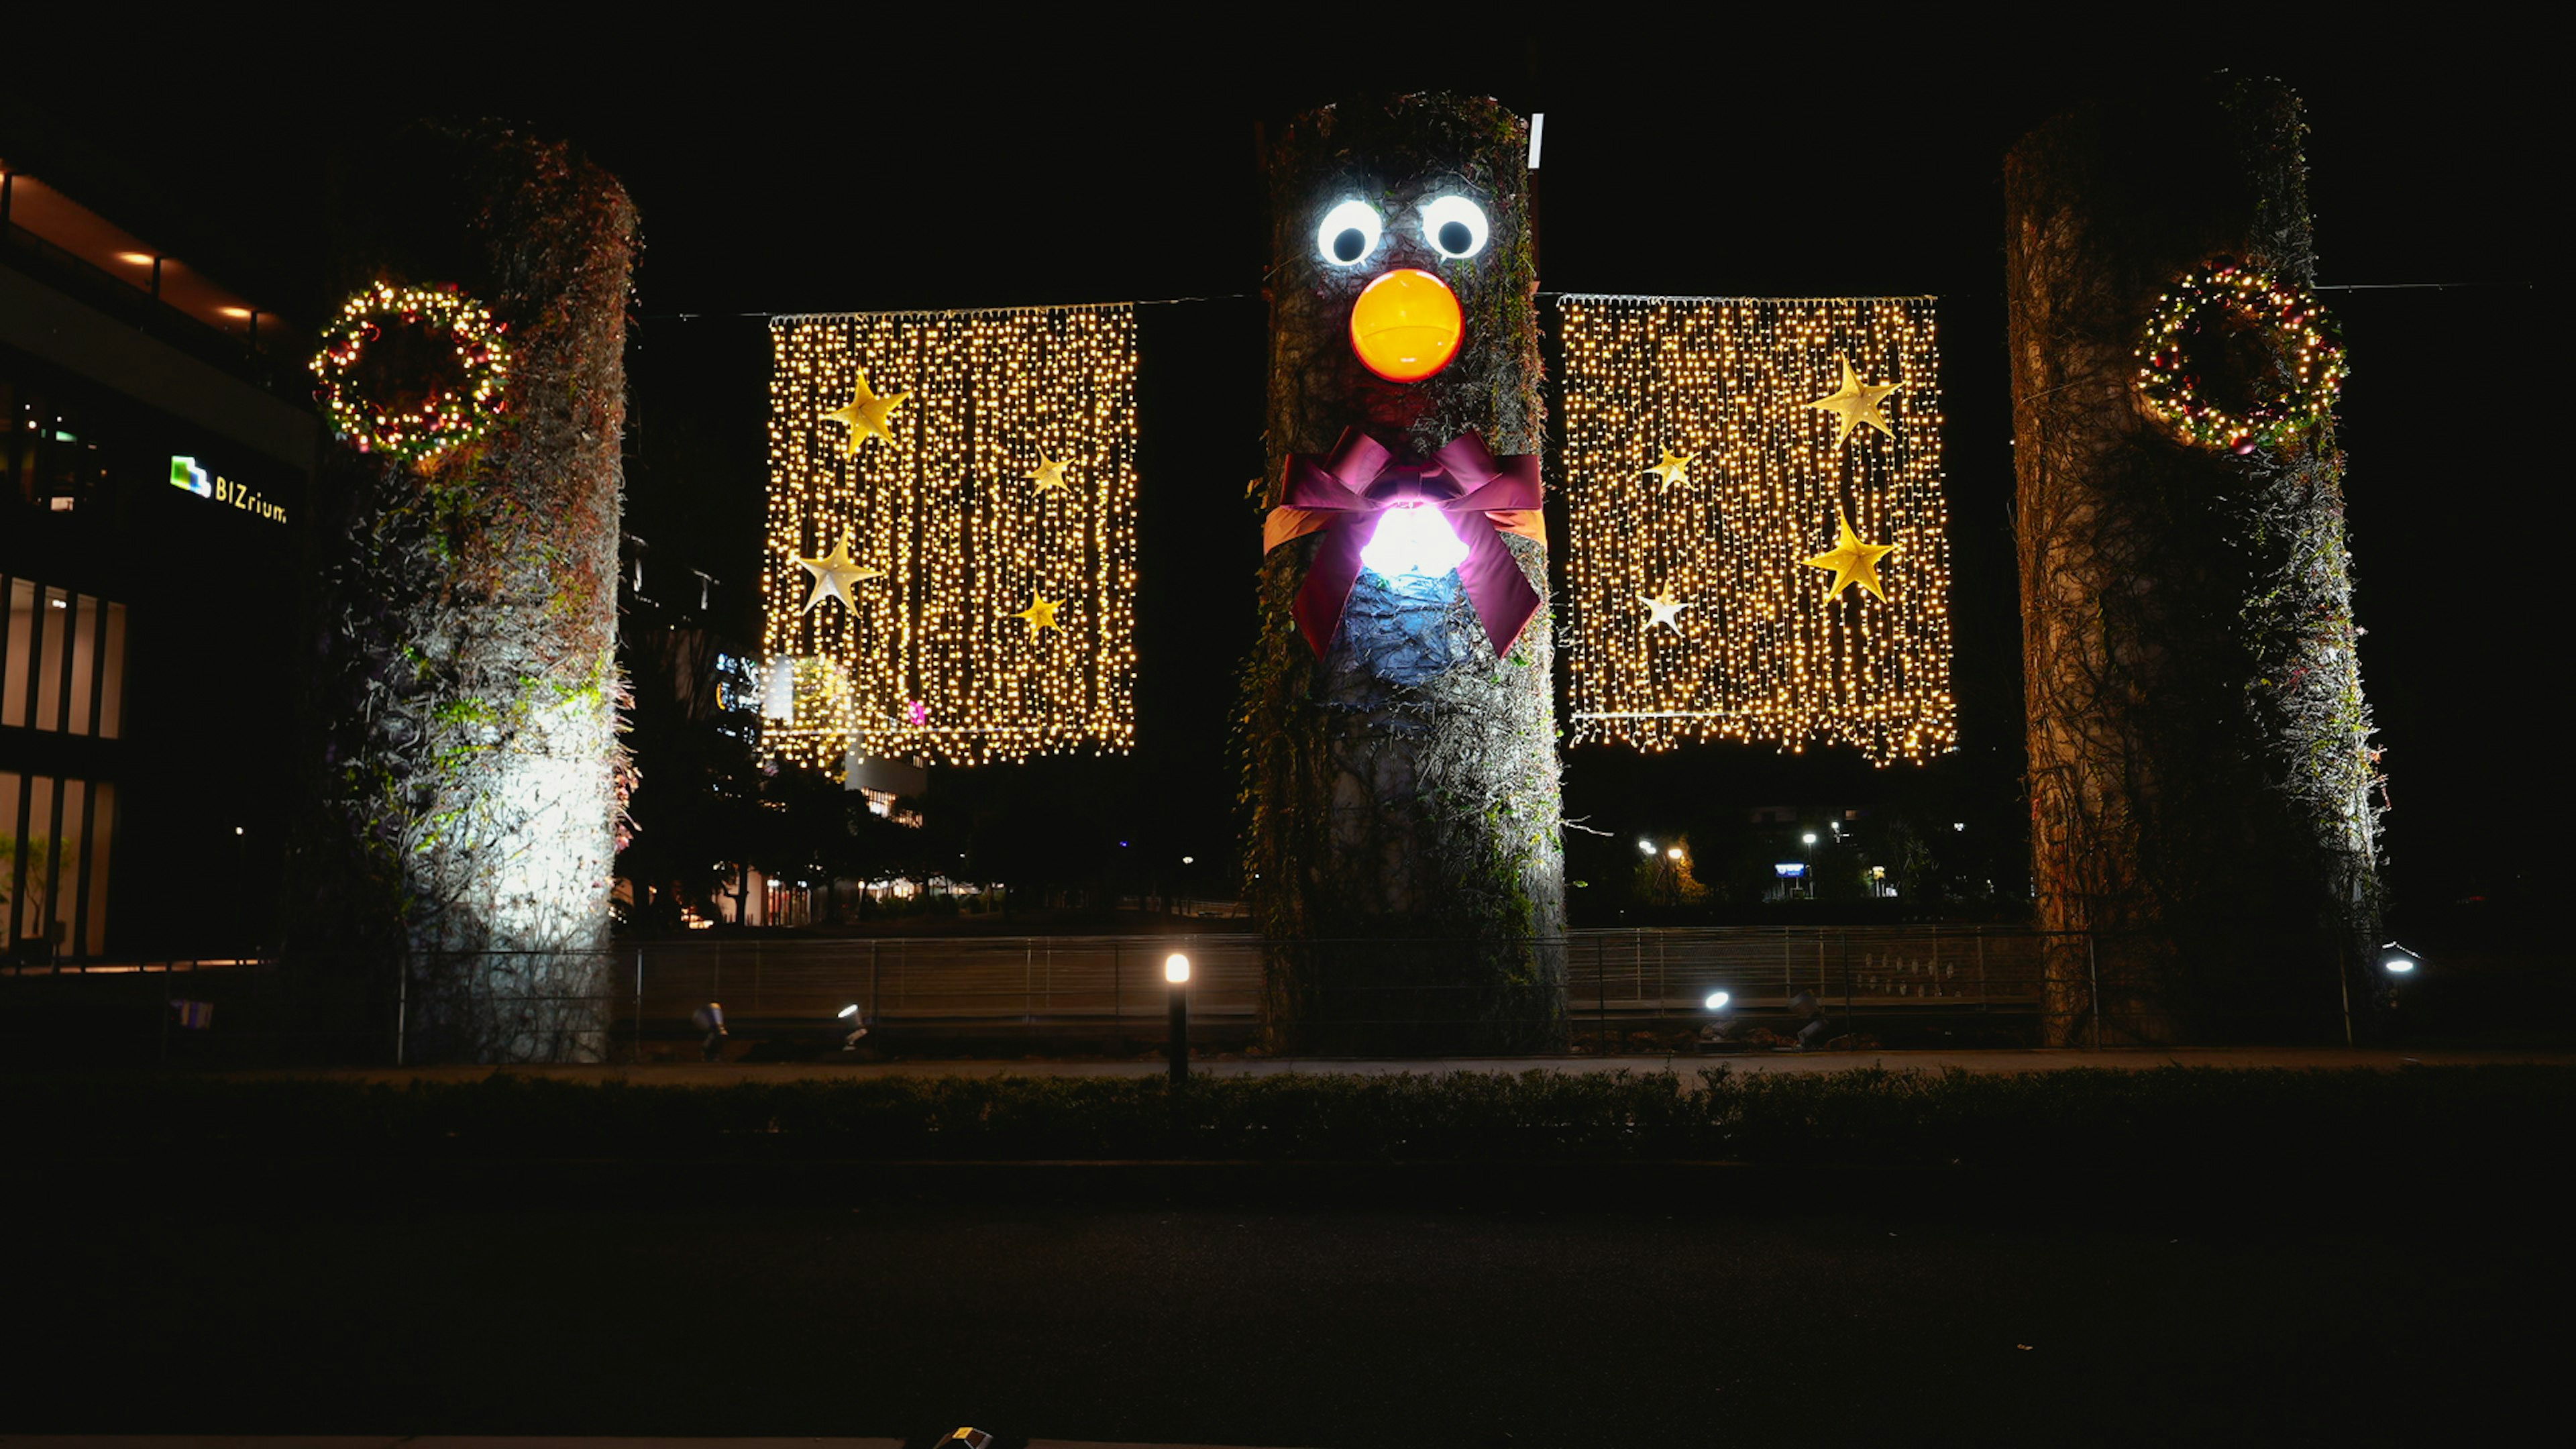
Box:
[837,1004,861,1019]
[1703,989,1731,1011]
[938,1430,992,1449]
[2381,942,2422,975]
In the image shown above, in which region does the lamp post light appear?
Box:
[1164,952,1191,1084]
[233,825,248,958]
[1802,832,1819,899]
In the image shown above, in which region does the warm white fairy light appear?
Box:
[1558,295,1957,766]
[763,304,1140,769]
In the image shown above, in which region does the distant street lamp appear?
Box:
[1802,832,1819,898]
[1164,953,1191,1083]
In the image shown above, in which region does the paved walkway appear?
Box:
[268,1045,2576,1085]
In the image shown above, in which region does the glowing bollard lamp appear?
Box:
[1165,952,1192,1084]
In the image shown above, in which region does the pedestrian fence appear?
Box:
[1,924,2373,1063]
[630,926,2043,1021]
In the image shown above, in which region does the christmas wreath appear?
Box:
[311,282,511,460]
[2134,262,2347,452]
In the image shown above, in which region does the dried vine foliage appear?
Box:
[1242,93,1568,1053]
[2006,78,2382,1044]
[292,125,638,1063]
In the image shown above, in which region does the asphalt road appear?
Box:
[10,1167,2555,1447]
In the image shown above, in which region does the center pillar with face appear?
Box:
[1247,93,1568,1054]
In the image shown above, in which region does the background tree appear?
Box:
[1244,95,1566,1052]
[2006,77,2382,1043]
[617,633,765,927]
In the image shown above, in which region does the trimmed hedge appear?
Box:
[11,1065,2571,1168]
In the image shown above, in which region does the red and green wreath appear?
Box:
[311,282,512,461]
[2134,262,2347,452]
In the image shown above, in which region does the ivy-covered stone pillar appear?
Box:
[293,125,637,1063]
[1244,94,1568,1053]
[2005,77,2382,1044]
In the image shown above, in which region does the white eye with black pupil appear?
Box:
[1418,195,1489,260]
[1316,199,1383,267]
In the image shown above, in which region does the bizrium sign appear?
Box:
[170,455,287,524]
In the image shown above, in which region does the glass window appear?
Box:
[65,594,95,735]
[0,771,16,932]
[32,586,66,732]
[9,772,52,949]
[1,578,27,728]
[1,578,127,738]
[82,780,114,954]
[1,771,115,959]
[97,600,126,739]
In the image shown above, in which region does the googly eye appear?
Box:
[1316,199,1383,267]
[1417,195,1489,260]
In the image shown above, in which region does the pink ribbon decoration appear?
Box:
[1263,428,1546,661]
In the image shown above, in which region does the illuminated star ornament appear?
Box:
[1012,594,1065,635]
[1803,512,1898,600]
[1646,448,1694,486]
[1027,455,1074,494]
[904,699,928,727]
[1805,356,1902,448]
[1640,592,1693,634]
[794,536,885,614]
[822,369,909,456]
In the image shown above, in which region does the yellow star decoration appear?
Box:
[791,535,885,614]
[1640,592,1693,634]
[1012,594,1065,635]
[1805,356,1902,449]
[1027,455,1074,494]
[822,370,909,456]
[1646,448,1694,486]
[1803,512,1898,600]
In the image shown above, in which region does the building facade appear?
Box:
[3,162,311,962]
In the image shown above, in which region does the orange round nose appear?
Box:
[1348,268,1463,383]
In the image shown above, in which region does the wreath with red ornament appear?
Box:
[310,282,511,462]
[2133,262,2347,453]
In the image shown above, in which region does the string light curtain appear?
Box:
[764,304,1140,768]
[1558,295,1956,765]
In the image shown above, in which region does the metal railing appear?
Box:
[1,925,2380,1064]
[625,926,2041,1021]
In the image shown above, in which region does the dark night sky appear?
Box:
[5,28,2549,922]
